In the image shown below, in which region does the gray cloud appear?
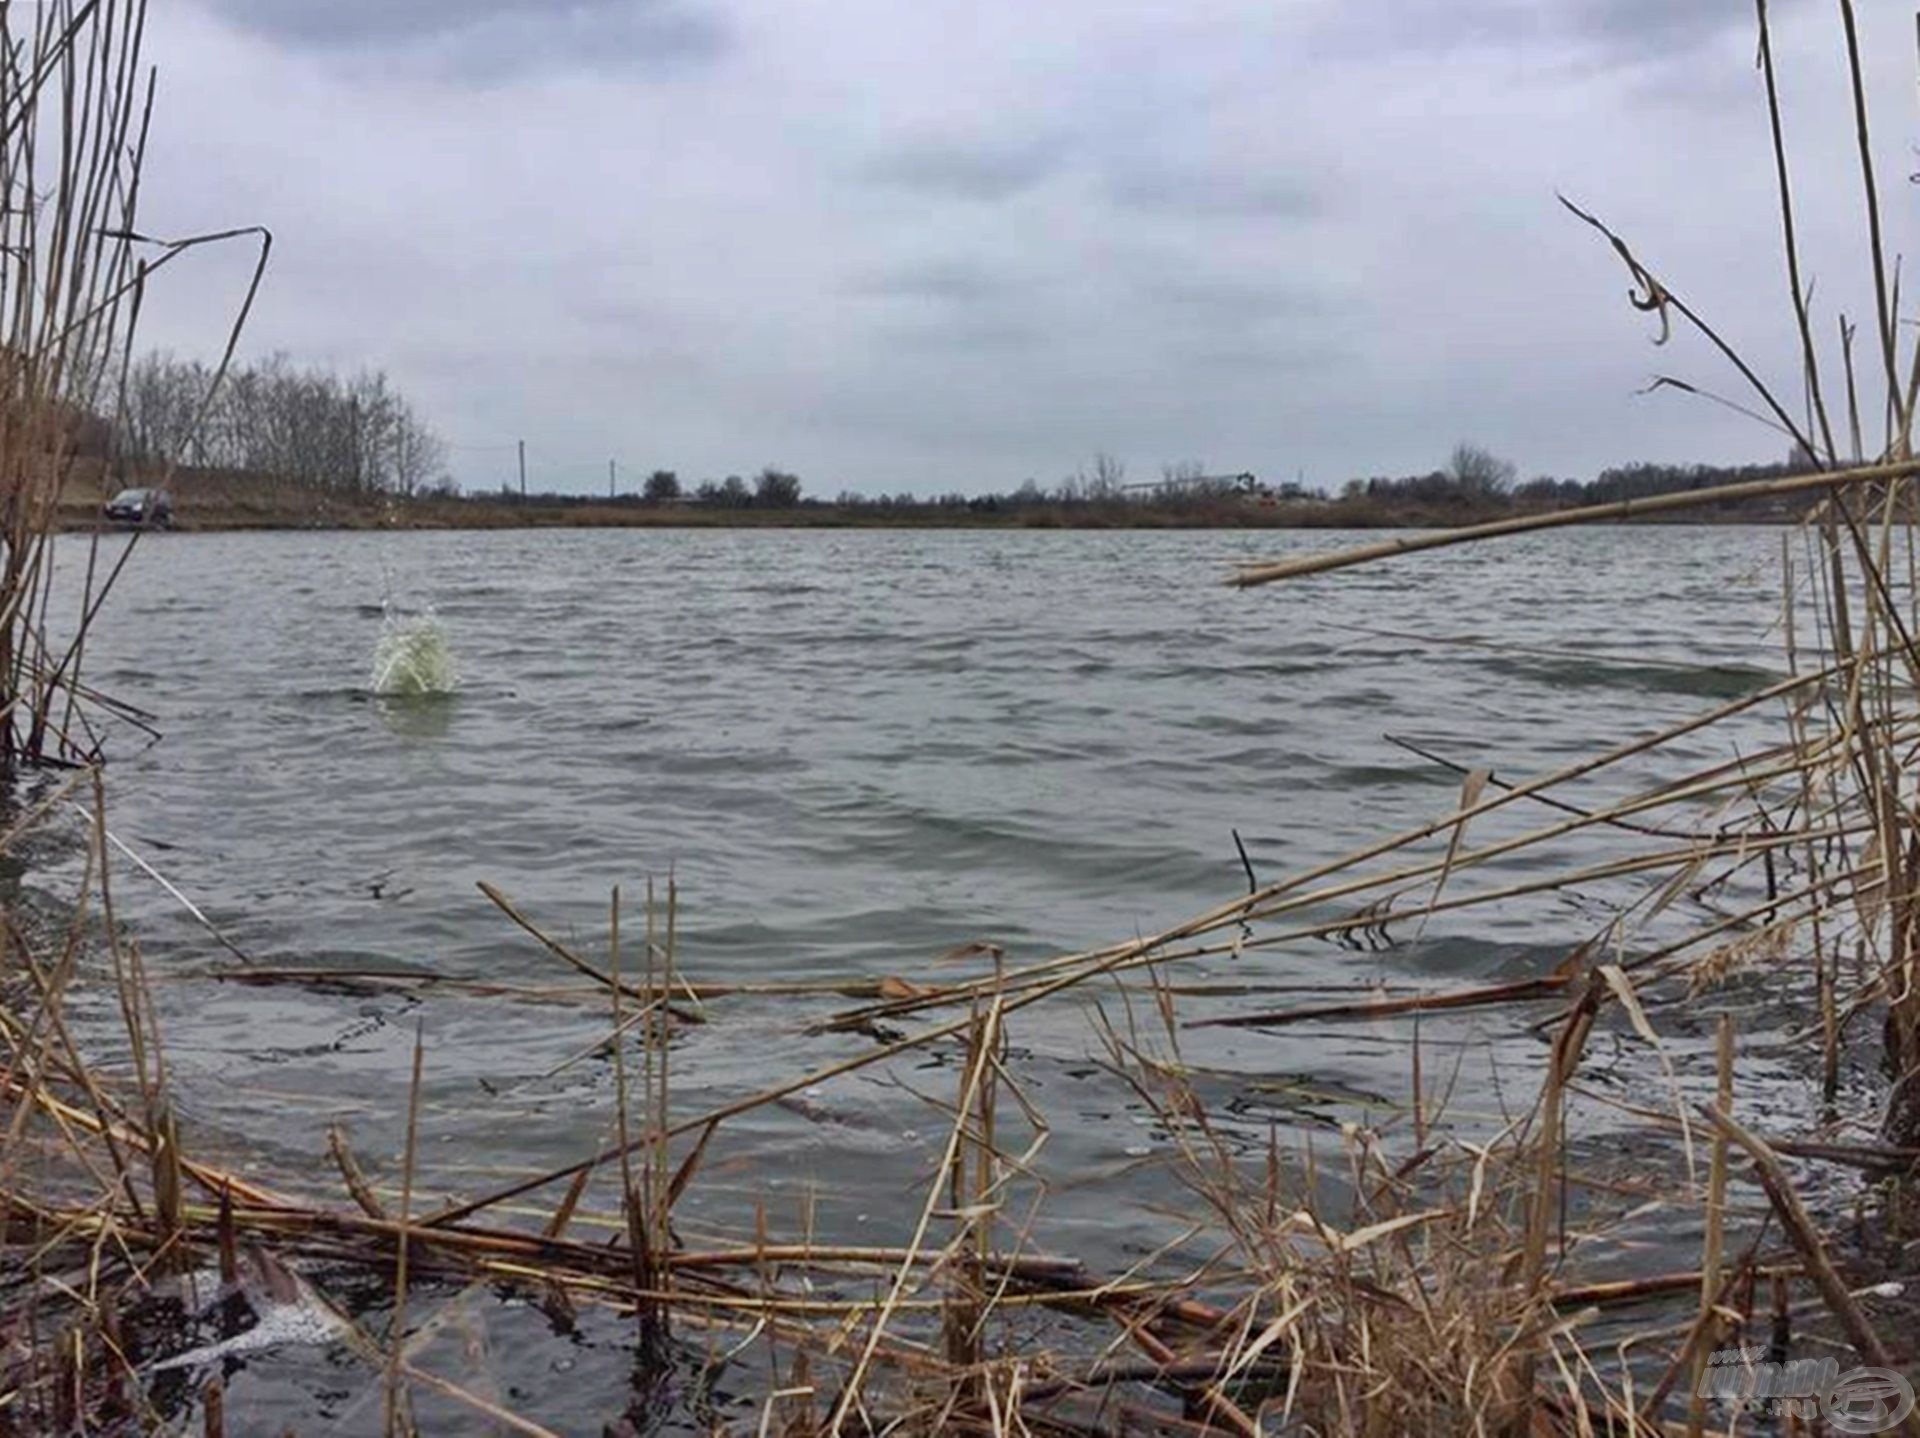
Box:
[1177,339,1345,374]
[1568,0,1802,50]
[1107,167,1317,219]
[202,0,728,77]
[862,137,1063,201]
[880,314,1041,352]
[851,260,1022,304]
[1323,0,1799,61]
[1141,275,1329,322]
[205,0,596,45]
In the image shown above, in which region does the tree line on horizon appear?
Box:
[105,363,1810,518]
[811,444,1814,514]
[589,468,804,507]
[497,443,1815,514]
[1336,442,1811,512]
[119,351,450,498]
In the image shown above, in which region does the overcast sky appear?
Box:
[131,0,1911,496]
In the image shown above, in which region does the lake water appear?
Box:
[37,524,1803,1431]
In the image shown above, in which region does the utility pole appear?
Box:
[608,457,616,500]
[517,438,527,499]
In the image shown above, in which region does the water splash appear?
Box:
[371,607,457,696]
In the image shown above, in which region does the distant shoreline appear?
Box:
[56,491,1815,535]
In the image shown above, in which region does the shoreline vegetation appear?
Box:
[57,454,1825,532]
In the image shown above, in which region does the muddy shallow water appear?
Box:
[32,523,1825,1431]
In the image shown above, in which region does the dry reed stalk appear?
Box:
[384,1022,424,1438]
[611,883,670,1373]
[1509,978,1601,1426]
[477,878,701,1025]
[330,1123,390,1221]
[1686,1017,1734,1438]
[206,966,901,1001]
[940,1000,990,1397]
[1753,0,1837,464]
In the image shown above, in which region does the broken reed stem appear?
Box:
[384,1021,425,1438]
[655,877,676,1275]
[611,883,667,1365]
[941,1002,987,1404]
[1687,1016,1734,1438]
[206,968,902,1001]
[330,1123,390,1221]
[1512,978,1600,1423]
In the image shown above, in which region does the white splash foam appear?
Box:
[372,608,457,696]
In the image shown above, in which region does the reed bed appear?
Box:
[6,1,1920,1435]
[0,0,264,774]
[16,637,1919,1435]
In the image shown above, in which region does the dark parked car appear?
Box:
[103,487,173,528]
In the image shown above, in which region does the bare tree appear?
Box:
[121,351,205,465]
[114,351,447,495]
[754,467,802,507]
[1448,442,1517,496]
[390,405,446,496]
